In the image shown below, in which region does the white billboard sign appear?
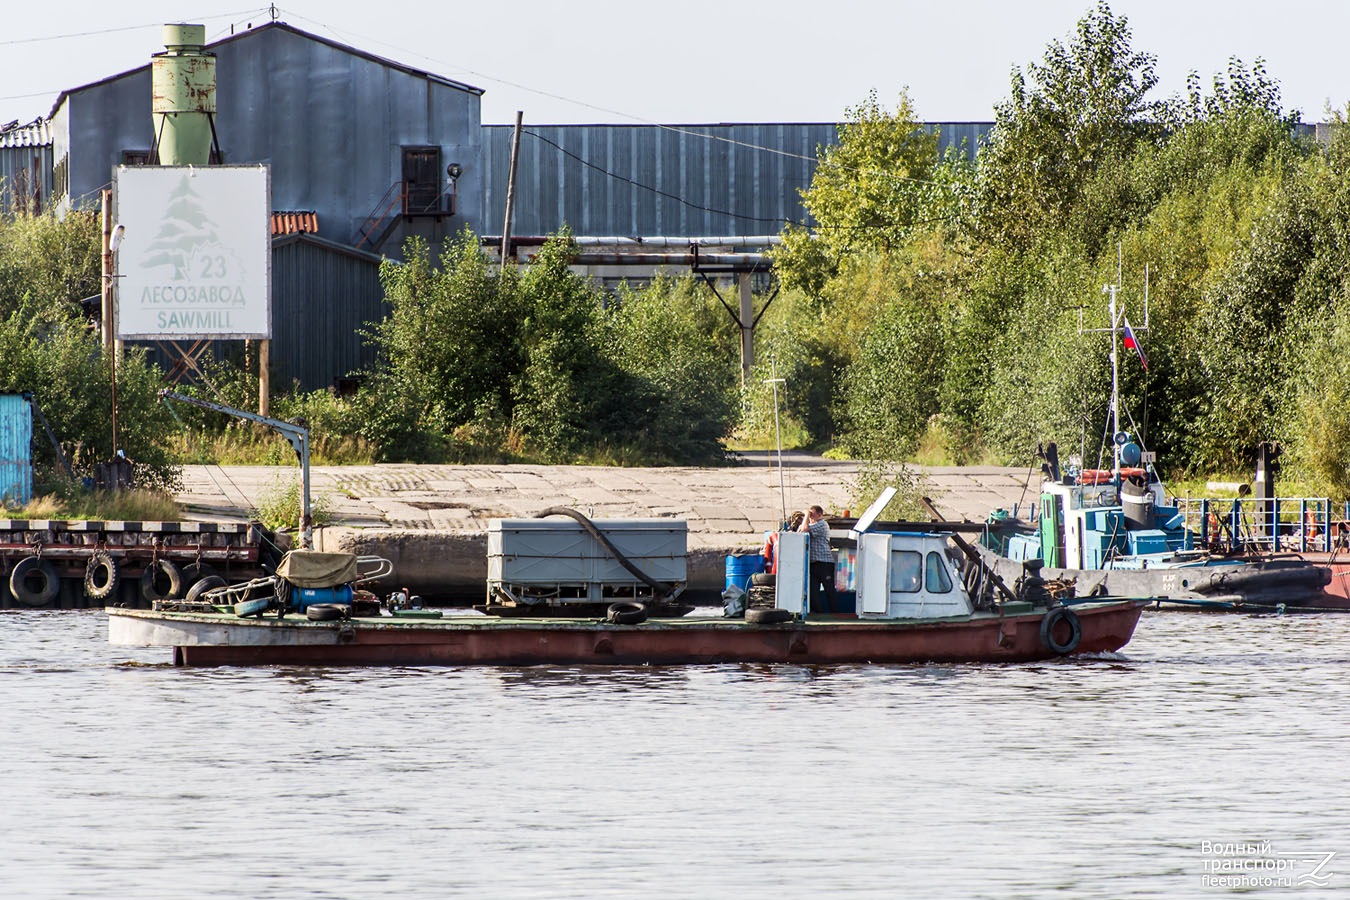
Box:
[114,165,271,339]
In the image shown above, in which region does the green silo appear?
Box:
[151,24,216,165]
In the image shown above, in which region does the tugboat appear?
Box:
[977,279,1333,612]
[978,441,1332,610]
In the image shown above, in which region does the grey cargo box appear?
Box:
[487,518,687,606]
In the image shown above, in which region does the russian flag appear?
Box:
[1123,317,1148,370]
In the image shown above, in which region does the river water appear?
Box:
[1,609,1346,899]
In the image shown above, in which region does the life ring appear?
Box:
[140,559,183,602]
[1039,607,1082,655]
[10,556,60,607]
[606,601,648,625]
[185,575,228,604]
[745,607,793,625]
[83,550,120,601]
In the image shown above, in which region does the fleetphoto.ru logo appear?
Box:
[1201,841,1337,889]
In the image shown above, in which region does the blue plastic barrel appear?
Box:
[725,553,765,593]
[294,584,355,610]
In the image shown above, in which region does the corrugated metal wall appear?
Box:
[0,394,34,506]
[0,121,54,215]
[268,234,386,390]
[481,122,992,237]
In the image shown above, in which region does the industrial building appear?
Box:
[1,18,992,392]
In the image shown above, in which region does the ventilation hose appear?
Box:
[532,507,676,600]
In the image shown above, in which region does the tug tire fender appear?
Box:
[180,562,218,592]
[234,597,272,618]
[745,607,794,625]
[1039,607,1082,655]
[306,604,347,622]
[185,575,229,605]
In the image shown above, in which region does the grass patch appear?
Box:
[253,475,336,532]
[10,489,180,521]
[168,428,376,466]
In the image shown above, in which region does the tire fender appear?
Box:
[140,559,184,603]
[306,604,347,622]
[234,597,272,618]
[1039,607,1082,655]
[180,562,217,592]
[185,575,229,605]
[745,607,794,625]
[83,550,120,601]
[10,556,61,607]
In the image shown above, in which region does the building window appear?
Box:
[52,153,69,205]
[402,146,443,215]
[121,150,152,166]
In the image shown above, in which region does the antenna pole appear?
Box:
[1108,283,1121,476]
[766,359,787,525]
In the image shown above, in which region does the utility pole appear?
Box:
[100,190,114,351]
[500,110,523,269]
[101,189,120,456]
[258,340,270,417]
[738,272,754,387]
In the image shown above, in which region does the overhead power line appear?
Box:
[0,9,264,47]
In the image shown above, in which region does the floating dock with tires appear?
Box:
[1,519,279,609]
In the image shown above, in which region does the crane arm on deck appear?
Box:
[157,389,312,549]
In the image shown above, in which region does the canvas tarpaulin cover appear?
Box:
[276,550,358,588]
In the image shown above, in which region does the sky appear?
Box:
[2,1,1348,129]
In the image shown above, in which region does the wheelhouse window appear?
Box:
[925,551,953,593]
[889,550,922,593]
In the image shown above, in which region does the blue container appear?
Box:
[294,584,354,610]
[0,394,33,507]
[725,553,765,593]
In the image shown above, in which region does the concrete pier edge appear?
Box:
[178,453,1037,602]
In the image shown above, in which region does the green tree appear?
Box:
[975,1,1160,251]
[0,210,101,319]
[0,210,178,491]
[601,276,738,463]
[776,89,943,296]
[372,229,523,435]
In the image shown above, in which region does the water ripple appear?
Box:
[0,609,1346,898]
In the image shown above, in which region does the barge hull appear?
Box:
[110,601,1144,667]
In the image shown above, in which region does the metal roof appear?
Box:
[0,119,51,149]
[48,21,482,119]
